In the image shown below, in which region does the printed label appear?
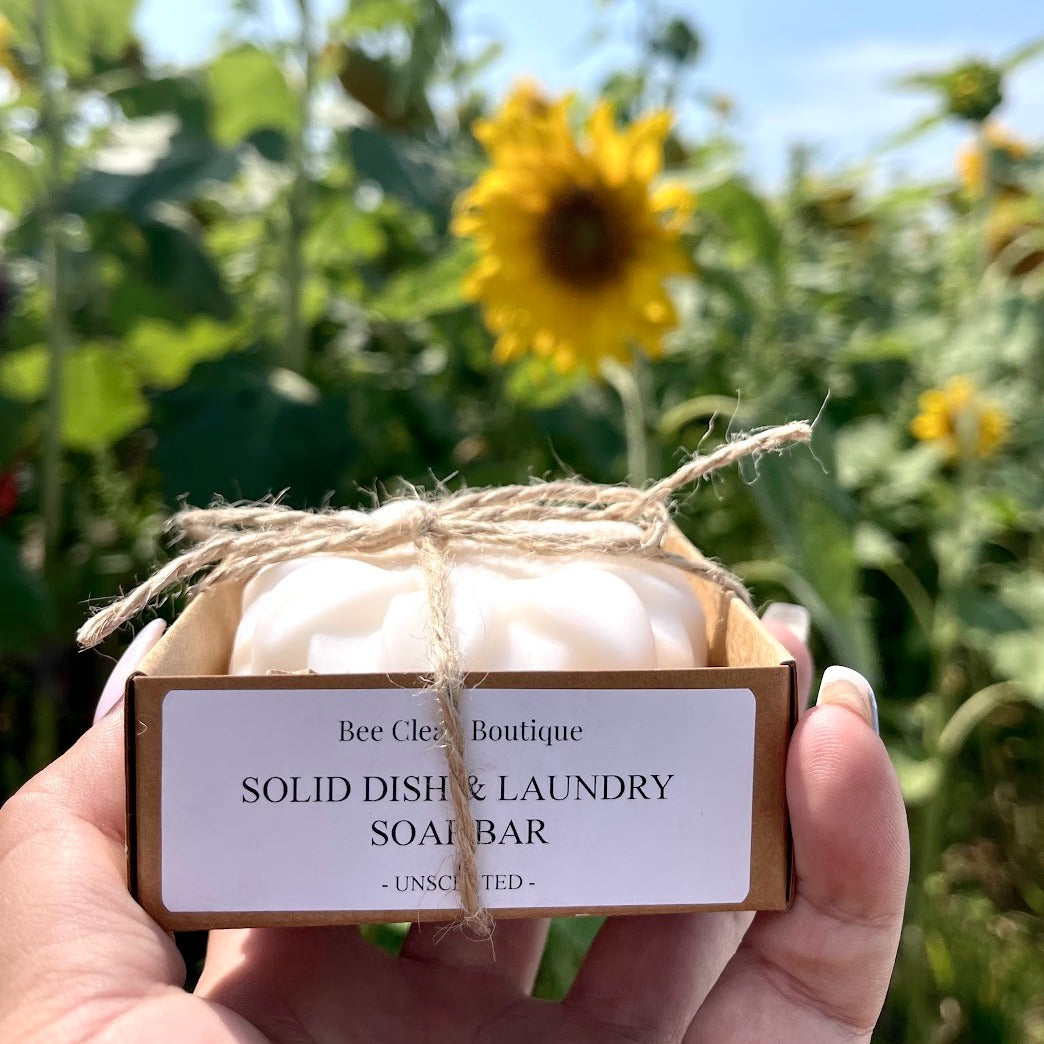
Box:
[160,686,756,912]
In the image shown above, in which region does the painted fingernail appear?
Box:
[93,619,167,724]
[762,602,811,646]
[816,665,879,734]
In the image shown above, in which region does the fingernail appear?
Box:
[762,602,811,646]
[816,665,879,734]
[93,619,167,724]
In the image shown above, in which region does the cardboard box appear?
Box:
[126,533,798,930]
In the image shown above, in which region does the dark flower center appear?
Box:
[539,188,632,289]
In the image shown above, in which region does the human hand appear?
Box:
[0,608,908,1043]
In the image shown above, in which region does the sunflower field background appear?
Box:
[1,1,1043,1039]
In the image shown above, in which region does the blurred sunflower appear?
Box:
[798,179,875,241]
[910,376,1009,461]
[985,194,1044,277]
[0,14,25,87]
[957,124,1030,199]
[453,82,693,372]
[946,61,1003,123]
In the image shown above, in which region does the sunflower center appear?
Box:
[539,188,631,289]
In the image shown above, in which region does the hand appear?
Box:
[0,608,908,1043]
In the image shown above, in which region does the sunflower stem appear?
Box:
[975,120,1000,282]
[601,357,650,485]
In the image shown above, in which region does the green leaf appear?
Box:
[953,586,1028,636]
[0,344,48,401]
[890,749,944,807]
[66,131,239,218]
[339,0,425,34]
[834,417,898,489]
[997,572,1044,620]
[61,344,148,451]
[345,126,459,216]
[3,0,136,78]
[2,341,151,450]
[124,317,244,389]
[853,522,902,568]
[1001,35,1044,72]
[986,573,1044,702]
[658,394,749,440]
[892,71,949,92]
[694,261,756,314]
[836,331,917,364]
[0,144,40,219]
[206,45,299,147]
[368,246,470,321]
[108,75,211,137]
[532,917,603,1000]
[505,354,589,410]
[358,921,409,954]
[878,111,946,151]
[939,683,1033,755]
[306,197,386,268]
[699,177,781,272]
[650,16,702,64]
[149,356,359,507]
[137,216,233,319]
[990,632,1044,703]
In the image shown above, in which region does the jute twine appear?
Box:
[79,421,811,934]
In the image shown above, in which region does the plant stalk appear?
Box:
[976,119,996,280]
[35,0,68,570]
[903,459,979,1044]
[601,357,650,485]
[283,0,315,374]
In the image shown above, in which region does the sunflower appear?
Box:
[946,61,1003,123]
[985,193,1044,277]
[956,124,1030,199]
[0,14,25,87]
[453,82,694,372]
[910,377,1009,461]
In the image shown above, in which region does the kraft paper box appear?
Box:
[125,534,798,930]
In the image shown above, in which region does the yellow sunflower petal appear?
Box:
[911,414,945,441]
[918,389,947,413]
[976,405,1009,456]
[456,85,692,374]
[944,376,974,409]
[587,100,629,187]
[624,110,672,184]
[650,183,696,230]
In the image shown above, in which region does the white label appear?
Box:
[160,687,756,913]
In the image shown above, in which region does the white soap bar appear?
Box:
[229,503,708,674]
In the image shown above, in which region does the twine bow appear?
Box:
[79,420,812,933]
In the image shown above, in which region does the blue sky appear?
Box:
[136,0,1044,185]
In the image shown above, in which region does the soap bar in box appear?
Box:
[229,506,711,675]
[126,528,797,929]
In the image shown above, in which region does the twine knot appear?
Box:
[409,501,446,545]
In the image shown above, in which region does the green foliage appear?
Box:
[0,145,39,219]
[345,125,461,217]
[3,0,137,79]
[206,46,299,146]
[1,3,1042,1040]
[650,17,701,65]
[533,917,604,999]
